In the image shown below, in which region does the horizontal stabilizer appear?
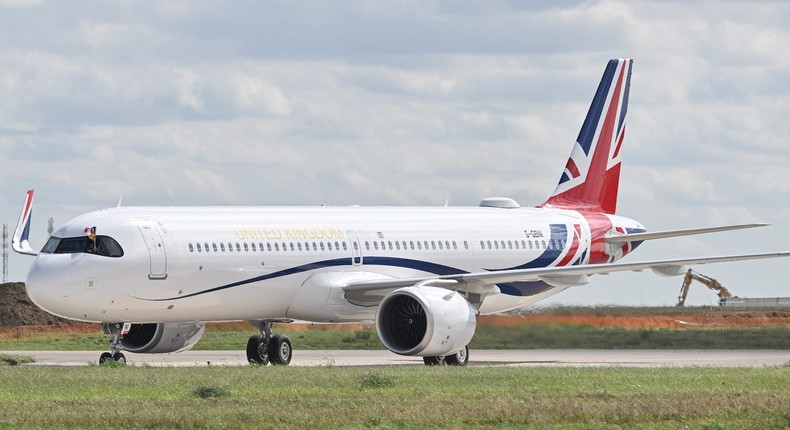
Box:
[606,224,768,244]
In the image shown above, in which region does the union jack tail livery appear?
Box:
[541,58,632,214]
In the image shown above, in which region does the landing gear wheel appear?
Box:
[268,334,292,366]
[246,334,270,365]
[423,356,445,366]
[445,346,469,366]
[99,351,126,365]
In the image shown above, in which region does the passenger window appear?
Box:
[395,241,400,250]
[374,241,379,250]
[541,240,547,249]
[342,242,348,251]
[228,242,234,252]
[464,241,469,250]
[259,242,264,251]
[189,243,194,253]
[364,242,369,251]
[321,242,326,251]
[328,242,334,251]
[514,241,519,250]
[431,241,436,250]
[452,241,457,250]
[410,241,415,249]
[274,243,280,251]
[334,241,339,250]
[438,241,443,250]
[312,242,318,251]
[251,242,257,251]
[213,243,218,252]
[236,243,242,252]
[508,241,512,249]
[417,241,422,250]
[297,243,302,251]
[196,243,202,252]
[204,243,209,252]
[267,243,272,252]
[486,240,492,249]
[290,243,295,251]
[494,241,499,250]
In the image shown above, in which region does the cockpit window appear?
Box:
[41,236,124,258]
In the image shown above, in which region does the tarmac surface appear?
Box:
[7,349,790,367]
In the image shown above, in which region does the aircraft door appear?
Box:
[347,230,363,266]
[138,221,168,279]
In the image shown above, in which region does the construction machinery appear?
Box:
[677,269,732,306]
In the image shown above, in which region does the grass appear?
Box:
[2,323,788,351]
[0,366,786,429]
[0,354,34,366]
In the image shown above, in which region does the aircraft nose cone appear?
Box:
[24,256,75,320]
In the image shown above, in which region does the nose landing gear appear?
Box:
[246,320,293,366]
[99,322,128,365]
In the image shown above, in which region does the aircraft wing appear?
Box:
[342,251,790,303]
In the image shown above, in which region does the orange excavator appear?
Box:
[677,269,733,306]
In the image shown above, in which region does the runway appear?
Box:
[7,349,790,367]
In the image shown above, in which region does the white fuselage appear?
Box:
[25,205,644,323]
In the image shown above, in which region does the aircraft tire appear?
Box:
[445,346,469,366]
[246,334,269,365]
[99,352,113,365]
[113,352,126,364]
[268,334,292,366]
[423,356,445,366]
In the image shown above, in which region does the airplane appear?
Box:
[12,58,789,366]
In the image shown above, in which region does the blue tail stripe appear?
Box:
[576,59,619,155]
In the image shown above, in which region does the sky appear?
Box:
[1,0,788,306]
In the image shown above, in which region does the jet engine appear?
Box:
[375,286,476,357]
[120,322,206,354]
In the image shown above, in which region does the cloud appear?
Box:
[1,1,789,303]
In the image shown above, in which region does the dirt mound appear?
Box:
[0,282,72,327]
[480,311,790,329]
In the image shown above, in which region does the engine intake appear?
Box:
[376,286,476,357]
[121,322,205,354]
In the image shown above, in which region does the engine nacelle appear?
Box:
[375,286,476,357]
[121,322,205,354]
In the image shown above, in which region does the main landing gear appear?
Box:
[99,322,127,365]
[423,345,469,366]
[246,320,292,366]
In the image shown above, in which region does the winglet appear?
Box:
[12,189,38,256]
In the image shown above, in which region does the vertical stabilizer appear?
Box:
[541,58,632,214]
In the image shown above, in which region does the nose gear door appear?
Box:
[138,221,167,279]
